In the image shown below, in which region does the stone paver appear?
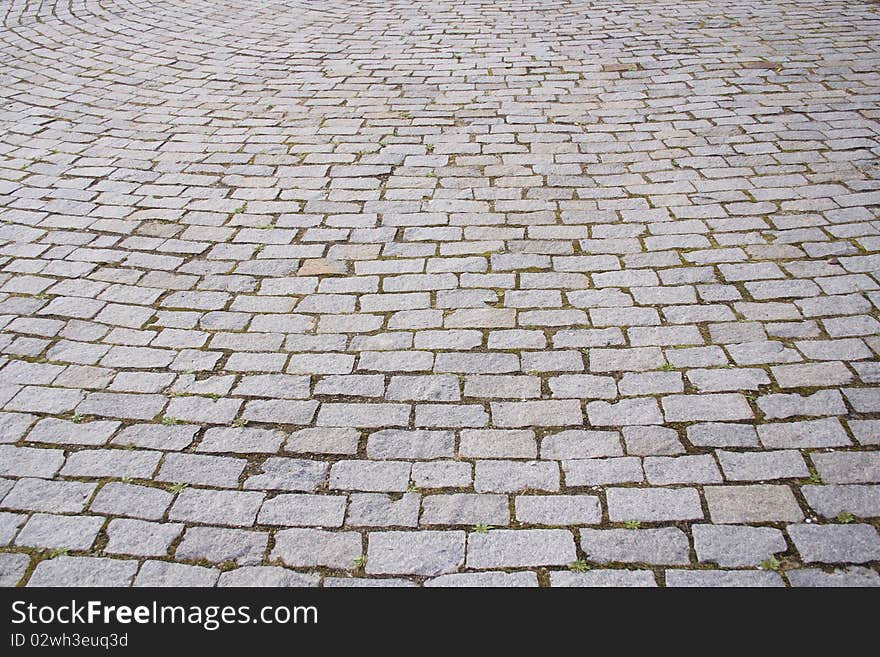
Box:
[0,0,878,587]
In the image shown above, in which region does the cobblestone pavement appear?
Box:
[0,0,879,587]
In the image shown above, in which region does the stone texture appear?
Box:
[579,528,690,565]
[366,531,465,575]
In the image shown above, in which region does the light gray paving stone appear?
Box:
[718,450,810,481]
[464,375,542,399]
[848,420,880,446]
[218,567,320,587]
[324,577,416,588]
[550,570,657,587]
[665,570,784,587]
[366,531,465,575]
[105,519,183,556]
[0,552,30,586]
[688,423,759,448]
[622,426,685,455]
[0,412,36,444]
[687,368,770,392]
[347,493,420,527]
[474,460,559,493]
[6,386,84,414]
[644,455,722,484]
[387,375,460,401]
[515,495,601,525]
[242,400,319,425]
[541,430,623,459]
[317,403,409,428]
[564,457,643,486]
[415,404,489,428]
[801,485,880,518]
[425,571,540,587]
[367,430,455,459]
[15,514,104,551]
[693,525,787,567]
[330,461,411,492]
[787,567,880,587]
[607,487,703,522]
[411,461,472,489]
[62,448,161,479]
[1,478,96,513]
[812,452,880,484]
[466,529,576,568]
[460,429,536,459]
[176,527,268,566]
[111,424,198,450]
[547,375,617,399]
[158,453,245,488]
[0,445,65,478]
[491,400,583,427]
[789,524,880,563]
[662,393,753,422]
[244,458,327,492]
[257,494,346,527]
[758,418,851,449]
[0,512,26,545]
[587,398,663,426]
[771,362,854,389]
[580,528,690,565]
[705,485,804,524]
[758,390,847,419]
[286,428,361,455]
[27,556,138,587]
[199,427,284,454]
[421,494,509,526]
[26,419,120,446]
[134,561,219,587]
[169,488,264,527]
[272,528,362,569]
[76,392,165,421]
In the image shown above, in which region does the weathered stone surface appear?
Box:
[27,557,138,587]
[366,531,465,575]
[665,570,784,587]
[606,487,703,522]
[218,567,320,587]
[425,571,539,587]
[580,528,690,565]
[789,524,880,564]
[705,485,803,524]
[466,529,576,568]
[257,494,346,527]
[421,494,509,527]
[272,529,362,569]
[0,552,30,586]
[787,567,880,587]
[693,525,787,567]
